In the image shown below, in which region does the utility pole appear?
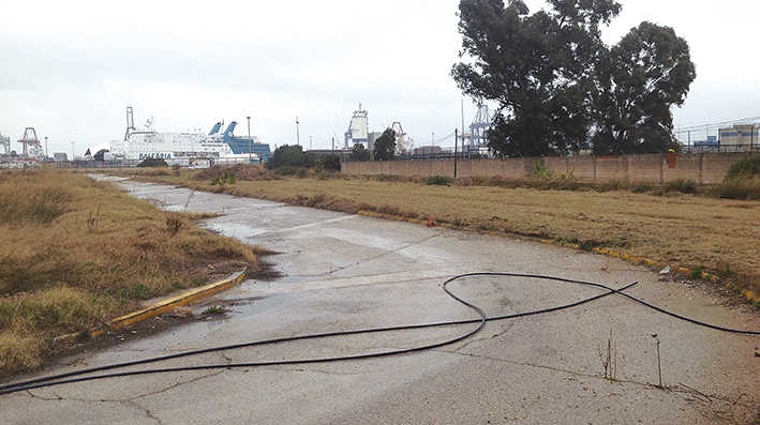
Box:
[454,129,458,178]
[296,116,300,146]
[44,136,48,160]
[461,98,465,156]
[71,141,75,164]
[246,116,252,163]
[309,136,312,151]
[331,136,335,152]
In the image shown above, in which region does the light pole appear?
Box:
[246,116,252,163]
[296,116,300,146]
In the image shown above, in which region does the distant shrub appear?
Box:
[211,171,236,186]
[267,145,315,169]
[597,180,628,192]
[716,156,760,200]
[715,176,760,200]
[136,158,168,168]
[165,212,185,236]
[665,179,697,194]
[321,154,342,172]
[275,167,298,177]
[725,155,760,180]
[424,176,454,186]
[529,160,552,179]
[630,182,654,193]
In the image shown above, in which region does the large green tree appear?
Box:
[373,129,397,161]
[591,22,695,154]
[452,0,620,157]
[452,0,694,157]
[266,145,314,169]
[351,143,371,161]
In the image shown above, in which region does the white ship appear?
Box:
[109,107,262,165]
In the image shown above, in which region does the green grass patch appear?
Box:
[424,176,454,186]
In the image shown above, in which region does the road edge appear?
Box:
[90,269,247,338]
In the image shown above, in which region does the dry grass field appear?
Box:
[0,170,263,375]
[117,166,760,300]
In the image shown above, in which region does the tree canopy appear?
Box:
[266,145,314,169]
[452,0,695,157]
[373,129,397,161]
[351,143,371,161]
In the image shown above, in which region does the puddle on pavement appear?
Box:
[205,222,268,240]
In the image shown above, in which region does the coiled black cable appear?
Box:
[0,272,757,396]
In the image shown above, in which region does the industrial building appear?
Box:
[344,105,369,149]
[719,124,759,148]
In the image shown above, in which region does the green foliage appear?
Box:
[715,156,760,200]
[452,0,694,157]
[592,23,695,154]
[664,179,697,194]
[136,158,169,168]
[272,167,294,176]
[424,176,454,186]
[725,156,760,180]
[351,143,371,161]
[715,176,760,200]
[202,305,227,316]
[373,128,397,161]
[530,161,553,179]
[321,154,342,172]
[211,171,236,186]
[267,145,314,169]
[690,266,704,280]
[116,283,154,301]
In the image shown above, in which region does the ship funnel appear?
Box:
[209,122,222,135]
[223,121,238,143]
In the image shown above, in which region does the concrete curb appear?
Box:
[89,269,247,338]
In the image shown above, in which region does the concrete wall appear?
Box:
[341,153,754,185]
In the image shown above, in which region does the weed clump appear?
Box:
[424,176,454,186]
[165,212,185,236]
[664,179,697,194]
[725,155,760,180]
[211,171,236,186]
[716,156,760,200]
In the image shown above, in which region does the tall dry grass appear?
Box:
[0,170,261,376]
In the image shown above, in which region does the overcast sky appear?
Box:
[2,0,758,154]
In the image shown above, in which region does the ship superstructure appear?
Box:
[110,107,270,165]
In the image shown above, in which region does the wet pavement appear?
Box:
[2,178,760,424]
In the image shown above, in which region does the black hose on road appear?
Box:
[0,273,756,396]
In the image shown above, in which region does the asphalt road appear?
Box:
[2,178,759,424]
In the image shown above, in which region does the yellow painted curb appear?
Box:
[742,290,760,304]
[90,269,247,338]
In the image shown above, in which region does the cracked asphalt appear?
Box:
[2,178,759,424]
